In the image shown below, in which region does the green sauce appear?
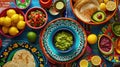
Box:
[54,31,73,51]
[114,24,120,35]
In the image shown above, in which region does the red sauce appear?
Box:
[99,36,112,52]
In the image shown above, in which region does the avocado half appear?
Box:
[91,11,106,22]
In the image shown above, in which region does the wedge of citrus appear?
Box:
[106,1,116,11]
[79,59,88,67]
[91,55,102,66]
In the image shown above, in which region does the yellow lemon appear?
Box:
[0,17,5,25]
[4,16,12,27]
[106,1,116,11]
[87,34,97,45]
[104,0,109,3]
[7,9,16,18]
[2,26,9,34]
[9,27,19,36]
[100,3,106,11]
[11,14,19,24]
[19,14,24,21]
[91,55,101,66]
[17,21,26,30]
[79,59,88,67]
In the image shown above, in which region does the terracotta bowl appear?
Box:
[0,8,25,38]
[98,34,113,55]
[14,0,31,10]
[25,7,48,29]
[70,0,118,25]
[39,17,87,64]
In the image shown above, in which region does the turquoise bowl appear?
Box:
[51,28,76,53]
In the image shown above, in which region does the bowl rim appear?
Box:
[112,22,120,36]
[39,0,51,4]
[25,7,48,29]
[39,17,87,64]
[0,8,25,38]
[14,0,31,10]
[51,28,76,53]
[70,0,118,25]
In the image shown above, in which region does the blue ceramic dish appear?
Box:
[40,18,87,63]
[51,28,76,53]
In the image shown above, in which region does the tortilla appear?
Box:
[3,61,17,67]
[3,49,36,67]
[74,0,100,22]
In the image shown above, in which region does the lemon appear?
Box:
[17,21,26,30]
[11,14,19,24]
[100,3,106,11]
[79,59,88,67]
[104,0,109,3]
[91,55,101,66]
[87,34,97,45]
[9,27,19,36]
[4,16,12,27]
[19,14,24,21]
[0,17,5,25]
[106,1,116,11]
[2,26,9,34]
[7,9,16,18]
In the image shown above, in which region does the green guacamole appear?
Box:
[54,31,73,51]
[114,24,120,35]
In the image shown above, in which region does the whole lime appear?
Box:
[27,31,37,42]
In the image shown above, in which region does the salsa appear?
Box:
[54,31,73,51]
[28,10,46,27]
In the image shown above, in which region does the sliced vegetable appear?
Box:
[106,1,116,11]
[91,11,106,22]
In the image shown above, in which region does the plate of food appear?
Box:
[39,18,87,64]
[98,22,120,62]
[70,0,118,25]
[0,41,46,67]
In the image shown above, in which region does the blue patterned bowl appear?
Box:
[51,28,76,53]
[40,18,87,64]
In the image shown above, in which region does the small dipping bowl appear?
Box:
[112,22,120,36]
[14,0,31,10]
[25,7,48,29]
[52,28,75,53]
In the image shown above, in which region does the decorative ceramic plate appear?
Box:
[40,18,87,64]
[0,41,46,67]
[99,22,120,62]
